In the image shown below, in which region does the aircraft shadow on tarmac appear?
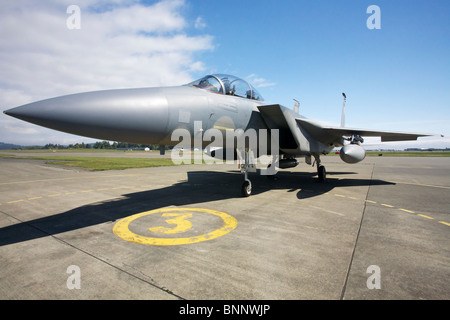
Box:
[0,170,394,247]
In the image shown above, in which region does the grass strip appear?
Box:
[41,156,177,171]
[0,154,177,171]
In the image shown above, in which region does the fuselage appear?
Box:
[4,74,333,158]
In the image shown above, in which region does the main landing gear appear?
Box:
[314,154,327,182]
[240,152,327,197]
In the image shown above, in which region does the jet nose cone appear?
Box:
[4,88,170,144]
[4,104,40,121]
[4,106,18,117]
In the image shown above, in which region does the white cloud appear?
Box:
[194,16,206,30]
[0,0,214,145]
[246,74,276,88]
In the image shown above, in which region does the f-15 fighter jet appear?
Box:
[4,74,430,196]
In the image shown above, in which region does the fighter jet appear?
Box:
[4,74,430,196]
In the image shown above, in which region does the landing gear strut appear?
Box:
[240,149,256,197]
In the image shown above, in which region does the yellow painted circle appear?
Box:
[113,208,237,246]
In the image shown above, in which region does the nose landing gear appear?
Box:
[240,149,256,197]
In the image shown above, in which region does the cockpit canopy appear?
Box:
[187,74,264,101]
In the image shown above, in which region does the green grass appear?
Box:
[0,148,127,154]
[0,154,177,171]
[42,157,176,171]
[1,149,449,171]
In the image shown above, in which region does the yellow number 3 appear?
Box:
[148,213,193,234]
[113,208,237,246]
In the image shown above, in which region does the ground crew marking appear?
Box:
[113,208,238,246]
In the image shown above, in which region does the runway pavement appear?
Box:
[0,154,448,300]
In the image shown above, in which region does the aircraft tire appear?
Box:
[318,165,326,182]
[241,181,252,197]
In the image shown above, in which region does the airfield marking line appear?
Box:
[417,214,434,220]
[28,197,43,201]
[3,182,444,230]
[7,199,24,204]
[399,208,415,214]
[1,183,164,206]
[389,181,450,190]
[0,173,142,186]
[329,192,450,227]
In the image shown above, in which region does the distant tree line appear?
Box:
[9,140,174,151]
[43,143,92,149]
[23,141,167,150]
[90,141,164,150]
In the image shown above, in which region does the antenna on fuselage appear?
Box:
[341,93,346,127]
[293,99,300,114]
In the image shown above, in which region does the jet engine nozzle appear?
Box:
[339,144,366,164]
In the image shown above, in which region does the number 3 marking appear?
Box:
[149,213,193,234]
[113,208,237,246]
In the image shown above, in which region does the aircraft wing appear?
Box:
[257,104,431,149]
[296,117,431,144]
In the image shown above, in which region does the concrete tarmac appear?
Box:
[0,155,448,300]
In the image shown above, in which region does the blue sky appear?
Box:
[185,0,450,138]
[1,0,449,148]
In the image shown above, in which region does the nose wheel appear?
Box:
[241,179,252,197]
[240,149,256,197]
